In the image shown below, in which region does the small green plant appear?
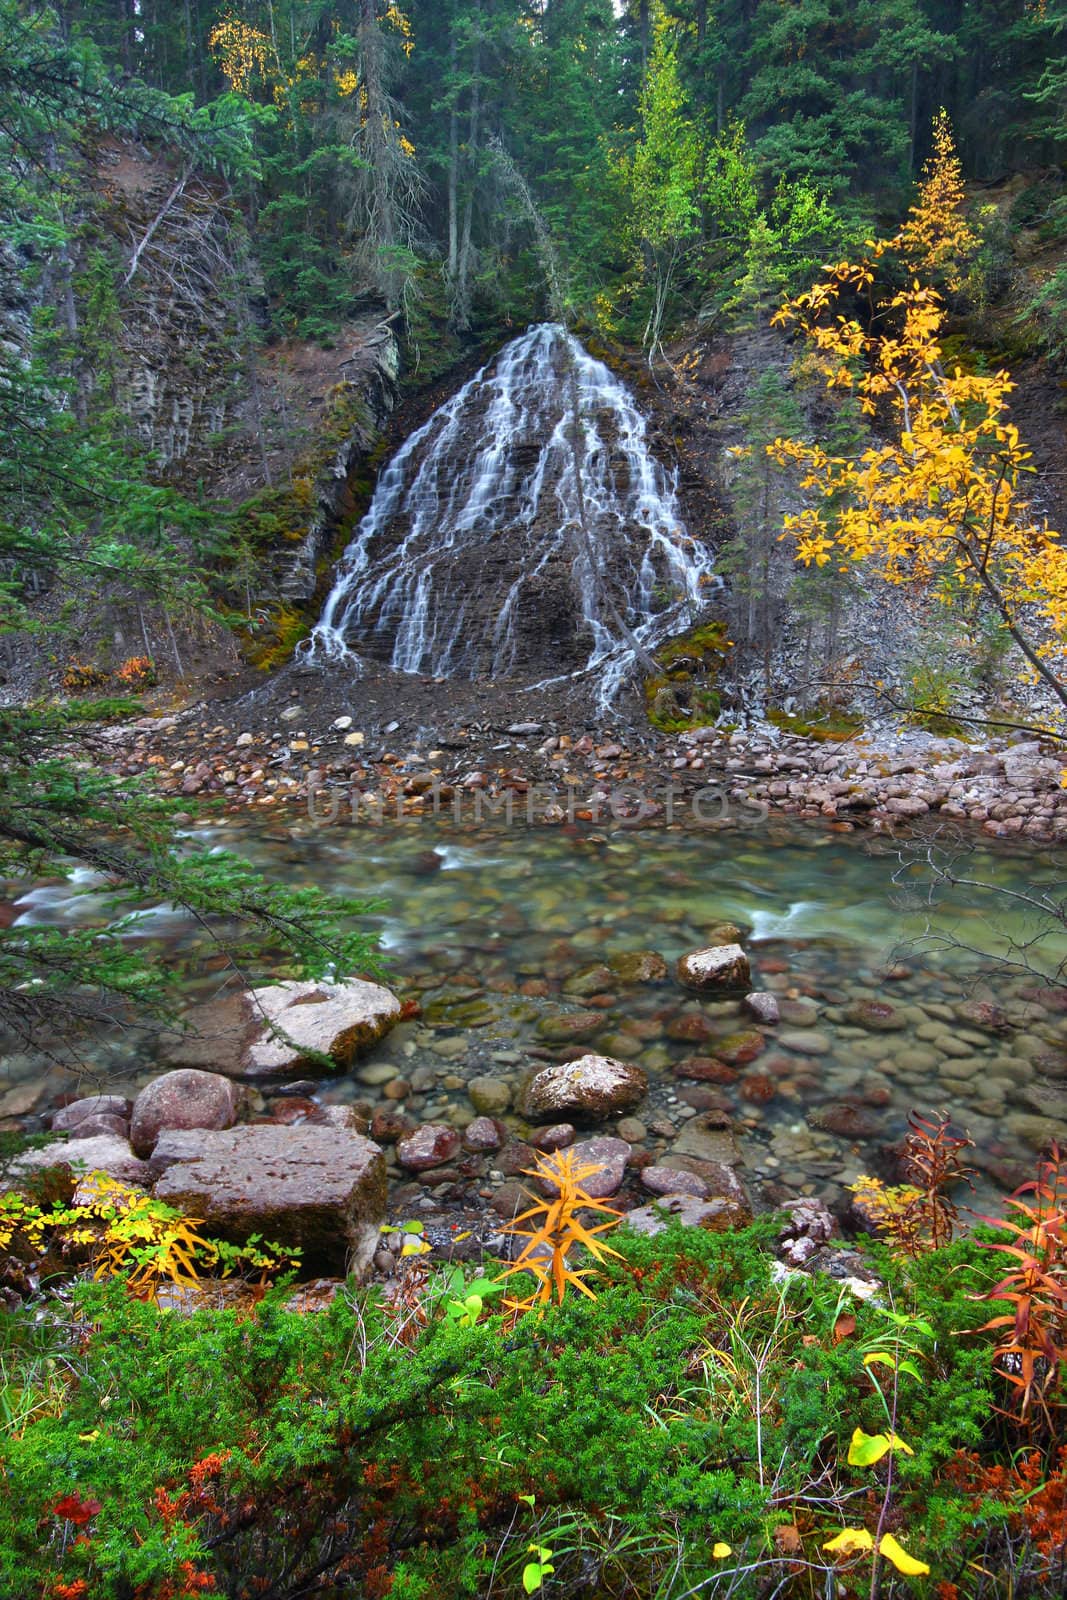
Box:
[0,1173,299,1302]
[522,1542,555,1593]
[822,1307,935,1580]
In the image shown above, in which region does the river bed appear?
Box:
[8,816,1067,1208]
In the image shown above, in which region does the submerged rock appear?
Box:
[843,999,907,1032]
[676,944,751,992]
[520,1055,648,1121]
[608,950,668,984]
[468,1076,513,1116]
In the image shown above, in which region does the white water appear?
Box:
[306,323,717,706]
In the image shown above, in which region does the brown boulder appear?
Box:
[130,1069,241,1157]
[152,1124,386,1275]
[396,1124,462,1172]
[676,944,751,993]
[51,1095,132,1133]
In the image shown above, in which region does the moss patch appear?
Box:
[767,705,864,742]
[644,621,730,732]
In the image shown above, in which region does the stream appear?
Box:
[10,814,1067,1208]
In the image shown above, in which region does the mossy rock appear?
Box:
[766,705,863,743]
[644,622,730,732]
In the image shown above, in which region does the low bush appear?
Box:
[5,1211,1057,1600]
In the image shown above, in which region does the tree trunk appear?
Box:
[447,30,459,290]
[454,7,482,332]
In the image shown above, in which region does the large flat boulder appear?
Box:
[152,1125,387,1275]
[165,979,405,1079]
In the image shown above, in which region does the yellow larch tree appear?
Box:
[767,115,1067,718]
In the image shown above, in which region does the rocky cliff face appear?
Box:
[4,139,400,699]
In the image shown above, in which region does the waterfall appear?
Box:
[306,323,716,705]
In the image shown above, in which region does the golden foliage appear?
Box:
[499,1150,623,1314]
[208,16,274,96]
[898,110,978,292]
[768,126,1067,694]
[1,1174,298,1303]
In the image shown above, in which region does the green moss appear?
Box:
[644,621,730,731]
[244,604,311,671]
[766,705,864,742]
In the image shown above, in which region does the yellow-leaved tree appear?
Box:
[768,114,1067,718]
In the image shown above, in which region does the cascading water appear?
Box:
[306,322,717,705]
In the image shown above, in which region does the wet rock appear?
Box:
[369,1108,416,1144]
[779,1030,833,1055]
[532,1123,576,1152]
[677,1085,729,1112]
[777,997,820,1027]
[463,1117,505,1153]
[490,1181,529,1220]
[624,1193,746,1236]
[541,1136,630,1199]
[616,1116,647,1144]
[51,1095,132,1133]
[520,1055,648,1121]
[240,978,405,1077]
[5,1135,153,1190]
[396,1124,462,1172]
[495,1140,538,1177]
[739,1073,777,1104]
[676,944,751,993]
[954,999,1011,1034]
[594,1031,646,1060]
[714,1030,766,1065]
[641,1165,709,1199]
[535,1011,606,1044]
[670,1111,744,1167]
[844,999,907,1032]
[744,992,780,1026]
[673,1056,738,1084]
[153,1125,386,1275]
[468,1076,513,1116]
[130,1069,241,1157]
[562,964,616,998]
[608,951,668,984]
[808,1103,882,1139]
[665,1012,717,1044]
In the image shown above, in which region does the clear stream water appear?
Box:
[11,815,1067,1207]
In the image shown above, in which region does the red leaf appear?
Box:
[833,1314,857,1344]
[52,1495,101,1526]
